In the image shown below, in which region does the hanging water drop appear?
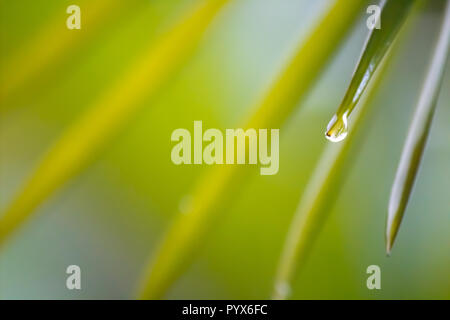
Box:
[325,112,348,142]
[323,0,415,143]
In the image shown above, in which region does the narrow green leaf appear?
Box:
[273,2,421,300]
[137,0,367,299]
[325,0,416,142]
[0,0,230,246]
[386,0,450,255]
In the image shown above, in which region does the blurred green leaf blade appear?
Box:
[137,0,367,299]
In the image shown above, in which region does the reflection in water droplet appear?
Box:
[325,112,348,143]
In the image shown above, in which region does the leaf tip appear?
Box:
[385,207,399,256]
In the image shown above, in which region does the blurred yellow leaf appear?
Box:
[0,0,230,246]
[0,0,125,105]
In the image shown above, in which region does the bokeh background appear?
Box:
[1,0,449,299]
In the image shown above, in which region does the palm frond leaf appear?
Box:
[273,0,422,300]
[387,0,450,255]
[325,0,416,142]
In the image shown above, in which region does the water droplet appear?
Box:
[325,112,348,143]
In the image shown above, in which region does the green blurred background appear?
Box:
[0,0,449,299]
